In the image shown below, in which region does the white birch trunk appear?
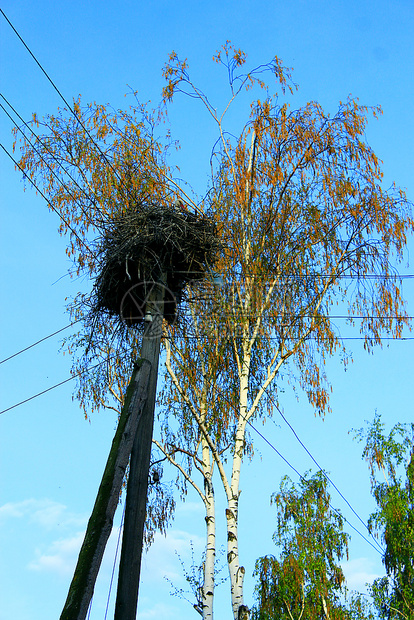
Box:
[226,366,250,620]
[322,593,331,620]
[202,467,215,620]
[226,122,255,616]
[226,496,245,619]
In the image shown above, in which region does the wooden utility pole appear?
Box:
[60,359,151,620]
[114,281,165,620]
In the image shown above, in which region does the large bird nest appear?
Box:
[92,203,219,326]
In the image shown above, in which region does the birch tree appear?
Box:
[251,471,374,620]
[354,415,414,619]
[13,43,413,620]
[156,43,413,619]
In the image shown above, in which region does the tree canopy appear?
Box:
[252,471,374,620]
[354,415,414,620]
[13,43,413,619]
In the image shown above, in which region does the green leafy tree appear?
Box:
[251,471,374,620]
[354,415,414,620]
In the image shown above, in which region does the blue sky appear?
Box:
[0,1,413,618]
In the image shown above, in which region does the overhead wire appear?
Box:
[0,93,107,230]
[165,314,404,554]
[243,414,384,555]
[164,359,384,555]
[0,7,125,188]
[104,503,126,620]
[179,311,414,320]
[267,394,384,553]
[0,320,82,365]
[166,334,414,341]
[187,365,385,554]
[0,101,102,369]
[1,308,413,368]
[1,312,412,369]
[0,101,104,236]
[1,4,214,249]
[1,142,95,257]
[0,352,126,415]
[172,269,414,279]
[0,372,81,415]
[1,9,181,297]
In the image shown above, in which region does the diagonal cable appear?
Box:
[243,414,384,555]
[0,8,124,188]
[1,141,95,257]
[267,393,384,553]
[0,93,106,229]
[0,352,127,415]
[0,320,82,365]
[0,99,105,232]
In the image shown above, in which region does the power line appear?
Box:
[0,320,82,365]
[0,374,78,415]
[104,503,126,620]
[0,353,124,415]
[0,101,104,234]
[0,8,124,188]
[244,415,384,555]
[1,142,96,257]
[268,396,384,553]
[179,310,413,320]
[1,312,413,368]
[1,317,413,369]
[0,93,107,229]
[174,270,414,279]
[171,334,414,341]
[0,8,73,111]
[1,7,204,233]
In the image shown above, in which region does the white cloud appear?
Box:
[27,518,126,578]
[157,529,204,555]
[342,557,382,593]
[141,529,205,585]
[0,498,86,530]
[0,500,30,519]
[1,497,205,600]
[0,498,90,578]
[28,531,85,576]
[31,502,70,529]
